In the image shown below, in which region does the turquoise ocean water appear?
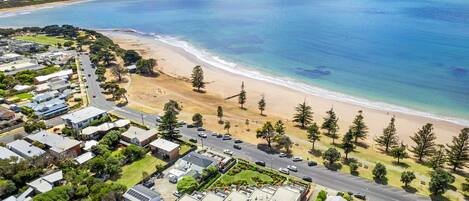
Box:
[1,0,469,125]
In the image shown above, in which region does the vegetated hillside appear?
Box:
[0,0,68,9]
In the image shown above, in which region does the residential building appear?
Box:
[121,126,158,147]
[7,139,46,159]
[149,138,180,161]
[34,69,73,84]
[123,184,161,201]
[0,146,23,161]
[74,152,96,165]
[83,140,98,151]
[0,60,44,75]
[25,98,69,119]
[61,106,107,130]
[325,196,347,201]
[0,53,22,63]
[27,170,63,194]
[171,151,217,180]
[13,84,33,92]
[0,106,22,129]
[80,119,130,140]
[32,90,59,103]
[26,130,82,158]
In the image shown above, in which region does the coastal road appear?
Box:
[80,54,429,201]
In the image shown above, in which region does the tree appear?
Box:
[350,110,368,143]
[123,50,141,65]
[191,65,205,92]
[349,162,359,175]
[111,65,127,82]
[307,122,321,150]
[341,129,355,160]
[322,108,339,143]
[100,51,114,66]
[238,82,246,109]
[390,143,408,164]
[136,58,156,75]
[122,144,145,162]
[99,130,121,148]
[217,106,223,123]
[429,168,455,195]
[446,128,469,171]
[113,87,127,102]
[24,120,46,133]
[34,185,72,201]
[192,113,203,128]
[224,121,231,134]
[163,100,182,114]
[258,95,266,115]
[322,147,341,166]
[293,101,313,128]
[400,171,416,187]
[372,163,387,183]
[274,120,285,135]
[256,121,277,149]
[277,135,293,152]
[375,117,399,153]
[0,179,16,196]
[177,176,198,194]
[430,145,446,170]
[410,123,437,162]
[159,107,180,139]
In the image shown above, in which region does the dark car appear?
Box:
[354,193,366,200]
[222,135,232,140]
[234,139,243,143]
[196,127,206,131]
[217,134,223,138]
[302,176,312,182]
[233,144,241,150]
[255,161,266,166]
[88,74,91,77]
[308,161,318,166]
[189,138,198,143]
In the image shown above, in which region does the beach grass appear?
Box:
[14,35,72,46]
[116,154,167,188]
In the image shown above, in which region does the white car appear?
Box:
[292,156,303,162]
[279,168,290,175]
[287,165,298,172]
[198,133,207,138]
[223,149,234,156]
[279,153,288,157]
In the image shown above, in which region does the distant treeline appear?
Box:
[0,0,69,9]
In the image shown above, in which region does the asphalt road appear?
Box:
[83,54,430,201]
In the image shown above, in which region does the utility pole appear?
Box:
[141,113,145,126]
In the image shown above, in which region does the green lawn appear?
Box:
[179,143,193,155]
[217,170,274,186]
[14,35,72,46]
[116,154,167,188]
[15,92,32,100]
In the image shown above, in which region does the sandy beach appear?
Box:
[101,30,467,146]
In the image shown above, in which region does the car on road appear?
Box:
[189,138,198,143]
[222,135,232,140]
[88,74,91,77]
[223,149,234,156]
[302,176,312,182]
[216,134,223,138]
[308,161,318,166]
[92,95,96,98]
[211,132,218,136]
[233,144,241,150]
[234,139,243,143]
[354,193,366,200]
[287,165,297,172]
[292,156,303,162]
[198,133,207,138]
[255,161,266,166]
[279,153,288,157]
[278,168,289,175]
[173,191,182,198]
[196,127,206,131]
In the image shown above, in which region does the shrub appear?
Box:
[315,190,327,201]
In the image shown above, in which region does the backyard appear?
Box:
[116,153,167,188]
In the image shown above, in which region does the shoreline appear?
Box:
[0,0,91,17]
[101,29,466,144]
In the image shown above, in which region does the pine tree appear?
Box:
[410,123,437,162]
[224,121,231,134]
[446,128,469,171]
[430,145,446,170]
[258,95,266,115]
[375,117,399,153]
[217,106,223,123]
[191,65,205,92]
[350,110,368,143]
[238,82,247,109]
[307,122,321,150]
[159,107,180,139]
[274,120,285,135]
[342,129,355,160]
[322,108,339,144]
[293,101,313,128]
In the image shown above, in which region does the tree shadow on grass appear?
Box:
[402,185,417,194]
[430,195,450,201]
[325,162,342,171]
[392,161,410,168]
[192,89,206,93]
[308,149,322,157]
[373,177,388,185]
[355,141,369,149]
[257,143,279,155]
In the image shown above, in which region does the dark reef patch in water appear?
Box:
[451,67,468,78]
[295,66,331,79]
[403,5,469,24]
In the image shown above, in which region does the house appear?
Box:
[13,84,33,92]
[149,138,180,161]
[121,126,158,147]
[325,196,347,201]
[83,140,98,151]
[0,53,22,63]
[123,184,161,201]
[25,98,69,119]
[61,106,107,130]
[171,151,217,180]
[0,106,22,129]
[7,139,46,159]
[0,146,23,161]
[25,130,82,158]
[74,152,96,165]
[32,90,59,103]
[27,170,63,194]
[80,119,130,140]
[0,60,43,75]
[34,69,73,84]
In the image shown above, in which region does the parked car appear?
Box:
[211,132,219,136]
[354,193,366,200]
[198,133,207,138]
[196,127,206,131]
[186,124,194,128]
[279,153,288,157]
[222,135,232,140]
[255,161,266,166]
[223,149,234,156]
[287,165,297,172]
[189,138,198,143]
[302,176,312,182]
[233,144,241,150]
[292,156,303,162]
[217,134,223,138]
[234,139,243,143]
[155,116,162,122]
[173,191,182,198]
[308,161,318,166]
[278,168,289,175]
[88,74,91,77]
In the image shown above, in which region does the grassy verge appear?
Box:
[116,154,167,188]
